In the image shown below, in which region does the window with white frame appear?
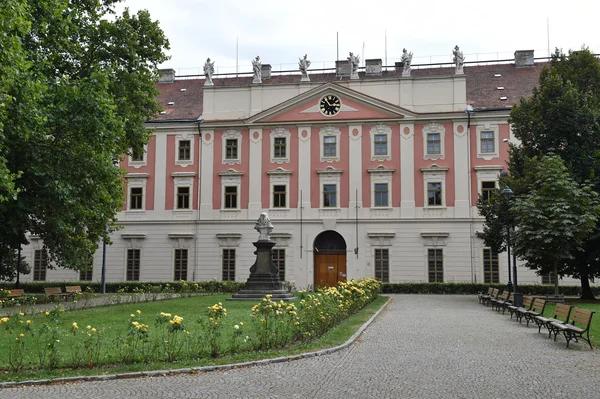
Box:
[323,184,337,207]
[177,187,190,209]
[481,181,496,203]
[421,165,448,208]
[175,134,194,166]
[317,166,342,209]
[374,248,389,282]
[174,248,188,281]
[129,143,148,168]
[319,125,341,163]
[427,248,443,282]
[33,249,48,281]
[474,166,503,212]
[368,165,395,209]
[222,249,236,281]
[126,173,148,211]
[130,187,144,210]
[423,123,445,160]
[270,127,291,164]
[476,123,500,160]
[370,124,392,161]
[218,169,243,210]
[80,257,93,281]
[267,167,292,210]
[126,249,141,281]
[483,248,499,283]
[374,183,389,207]
[222,129,242,165]
[171,172,195,211]
[272,248,286,281]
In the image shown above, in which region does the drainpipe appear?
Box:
[195,116,204,281]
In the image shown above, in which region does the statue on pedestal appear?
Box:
[401,48,413,77]
[453,45,465,75]
[252,56,262,84]
[348,52,360,79]
[204,58,215,86]
[255,212,273,241]
[299,54,311,82]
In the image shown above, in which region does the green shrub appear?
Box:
[381,282,599,296]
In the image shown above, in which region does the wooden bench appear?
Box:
[534,303,573,338]
[44,287,69,300]
[491,291,509,311]
[483,288,500,307]
[550,307,595,349]
[500,293,515,315]
[65,286,82,295]
[508,295,534,320]
[519,298,547,327]
[478,287,494,304]
[6,289,25,298]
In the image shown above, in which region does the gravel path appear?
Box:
[5,295,600,398]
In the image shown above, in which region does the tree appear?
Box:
[0,0,169,272]
[0,249,30,282]
[509,48,600,299]
[511,155,600,296]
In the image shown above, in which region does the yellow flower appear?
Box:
[72,322,78,328]
[234,324,239,330]
[19,333,24,337]
[239,322,244,326]
[56,339,60,343]
[87,325,91,329]
[26,320,31,324]
[136,310,141,314]
[91,328,97,333]
[0,317,8,323]
[45,312,49,316]
[15,338,19,342]
[19,312,24,316]
[130,314,135,317]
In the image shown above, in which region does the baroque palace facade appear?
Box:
[22,49,579,289]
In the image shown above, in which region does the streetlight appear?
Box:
[503,186,522,307]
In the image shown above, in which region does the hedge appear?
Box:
[0,281,246,294]
[381,282,600,296]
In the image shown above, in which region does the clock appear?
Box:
[319,95,341,116]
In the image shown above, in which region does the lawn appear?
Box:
[537,301,600,347]
[0,291,387,383]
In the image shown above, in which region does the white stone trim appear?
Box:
[423,122,445,161]
[128,143,148,168]
[270,127,291,164]
[216,233,242,247]
[172,172,195,210]
[476,123,500,160]
[175,132,194,168]
[367,232,395,246]
[319,125,341,163]
[218,169,243,211]
[222,129,242,165]
[267,167,292,210]
[370,124,392,162]
[421,164,448,209]
[317,166,343,208]
[126,173,149,212]
[168,233,194,249]
[367,165,395,210]
[421,232,449,247]
[474,165,503,198]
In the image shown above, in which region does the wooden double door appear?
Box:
[314,253,347,288]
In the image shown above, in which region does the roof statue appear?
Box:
[252,55,262,84]
[348,52,360,79]
[299,54,311,82]
[401,48,413,77]
[453,45,465,75]
[204,57,215,86]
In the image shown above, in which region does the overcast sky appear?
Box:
[115,0,600,76]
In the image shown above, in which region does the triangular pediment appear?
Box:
[247,83,416,124]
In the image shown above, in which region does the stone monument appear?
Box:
[401,48,413,77]
[229,213,296,301]
[348,52,360,80]
[299,54,311,82]
[453,45,465,75]
[204,58,215,86]
[252,56,262,84]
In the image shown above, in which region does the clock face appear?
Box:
[319,95,341,116]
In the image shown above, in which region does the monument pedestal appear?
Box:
[229,239,296,301]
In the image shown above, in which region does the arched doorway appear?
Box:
[313,231,347,288]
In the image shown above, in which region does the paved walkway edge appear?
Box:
[0,296,391,389]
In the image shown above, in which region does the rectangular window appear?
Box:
[272,248,286,281]
[132,146,144,162]
[174,249,188,281]
[33,249,48,281]
[323,184,337,207]
[374,249,389,282]
[374,134,388,156]
[273,185,287,208]
[224,186,238,209]
[80,259,93,281]
[481,131,495,153]
[222,249,236,281]
[427,182,442,206]
[428,248,443,282]
[130,187,143,210]
[274,137,286,158]
[483,248,499,283]
[374,183,389,207]
[126,249,140,281]
[427,133,441,154]
[177,186,190,209]
[542,273,556,285]
[225,139,238,160]
[481,181,496,203]
[178,140,191,161]
[323,136,337,157]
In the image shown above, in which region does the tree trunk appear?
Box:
[553,262,559,297]
[579,267,596,300]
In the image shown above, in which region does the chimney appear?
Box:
[158,68,176,83]
[261,64,272,80]
[365,59,382,75]
[336,60,351,77]
[395,62,404,72]
[514,50,535,68]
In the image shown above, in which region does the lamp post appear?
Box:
[503,186,522,307]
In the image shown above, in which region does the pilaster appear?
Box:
[154,133,167,211]
[453,122,470,218]
[200,130,214,218]
[400,123,415,218]
[249,128,263,213]
[348,125,363,210]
